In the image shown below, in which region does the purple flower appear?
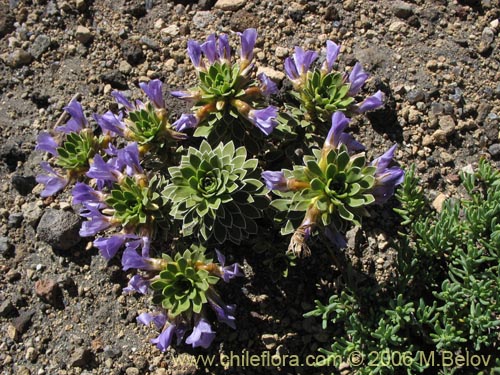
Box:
[239,28,257,63]
[323,40,341,72]
[116,142,143,176]
[217,33,231,62]
[72,181,104,202]
[348,62,369,96]
[356,90,384,113]
[124,275,150,294]
[125,236,151,258]
[112,91,134,111]
[151,324,176,352]
[121,247,157,271]
[201,34,218,64]
[93,111,125,137]
[216,250,243,282]
[86,154,122,183]
[137,312,166,329]
[370,145,405,204]
[36,162,69,197]
[185,318,216,349]
[173,113,199,132]
[170,90,200,101]
[207,291,236,329]
[324,112,365,152]
[79,205,114,237]
[257,73,278,96]
[248,106,278,136]
[139,79,165,109]
[93,235,127,260]
[56,100,88,134]
[285,46,318,82]
[187,40,203,70]
[262,171,289,192]
[35,133,58,156]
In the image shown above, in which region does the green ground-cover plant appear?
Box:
[306,160,500,374]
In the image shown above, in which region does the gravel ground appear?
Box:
[0,0,499,374]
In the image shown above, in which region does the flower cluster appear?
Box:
[263,112,404,256]
[34,29,403,353]
[124,246,241,350]
[172,29,278,151]
[284,41,384,134]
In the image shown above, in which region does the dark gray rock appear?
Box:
[11,175,37,196]
[70,348,93,368]
[30,34,51,59]
[8,213,23,228]
[12,310,34,334]
[139,36,159,50]
[0,299,18,317]
[121,41,144,65]
[100,71,128,90]
[0,236,14,257]
[0,2,14,37]
[489,144,500,158]
[407,89,425,104]
[392,1,414,19]
[37,209,82,250]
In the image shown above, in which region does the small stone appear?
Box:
[12,310,34,335]
[257,66,285,82]
[0,236,14,257]
[431,129,448,144]
[438,115,456,136]
[125,368,140,375]
[164,58,176,72]
[422,134,434,147]
[8,213,23,228]
[75,0,87,11]
[70,348,93,368]
[426,59,438,72]
[214,0,246,11]
[35,279,63,307]
[261,333,278,350]
[275,46,288,58]
[0,3,15,38]
[75,26,92,44]
[343,0,355,11]
[118,60,132,75]
[389,21,407,33]
[7,324,18,340]
[30,34,51,59]
[407,89,425,104]
[37,209,82,250]
[100,71,128,89]
[392,2,414,19]
[25,347,38,362]
[408,108,420,124]
[441,151,454,164]
[432,193,448,213]
[0,299,17,317]
[11,175,37,195]
[7,49,32,68]
[22,202,43,228]
[160,25,179,37]
[139,36,159,50]
[16,366,31,375]
[488,144,500,158]
[122,41,144,65]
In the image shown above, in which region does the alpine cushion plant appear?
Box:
[264,112,403,256]
[163,140,268,244]
[35,100,102,197]
[284,40,384,135]
[124,245,242,351]
[171,29,278,152]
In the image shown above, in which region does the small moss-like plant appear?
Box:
[163,140,267,244]
[306,160,500,374]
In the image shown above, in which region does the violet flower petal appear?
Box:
[356,90,384,113]
[173,113,199,132]
[248,106,278,136]
[93,235,126,260]
[124,275,150,295]
[150,324,176,352]
[257,73,278,96]
[93,111,125,137]
[56,100,87,133]
[348,62,369,96]
[139,79,165,109]
[239,28,257,62]
[35,133,58,156]
[36,162,68,197]
[261,170,289,192]
[185,319,216,349]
